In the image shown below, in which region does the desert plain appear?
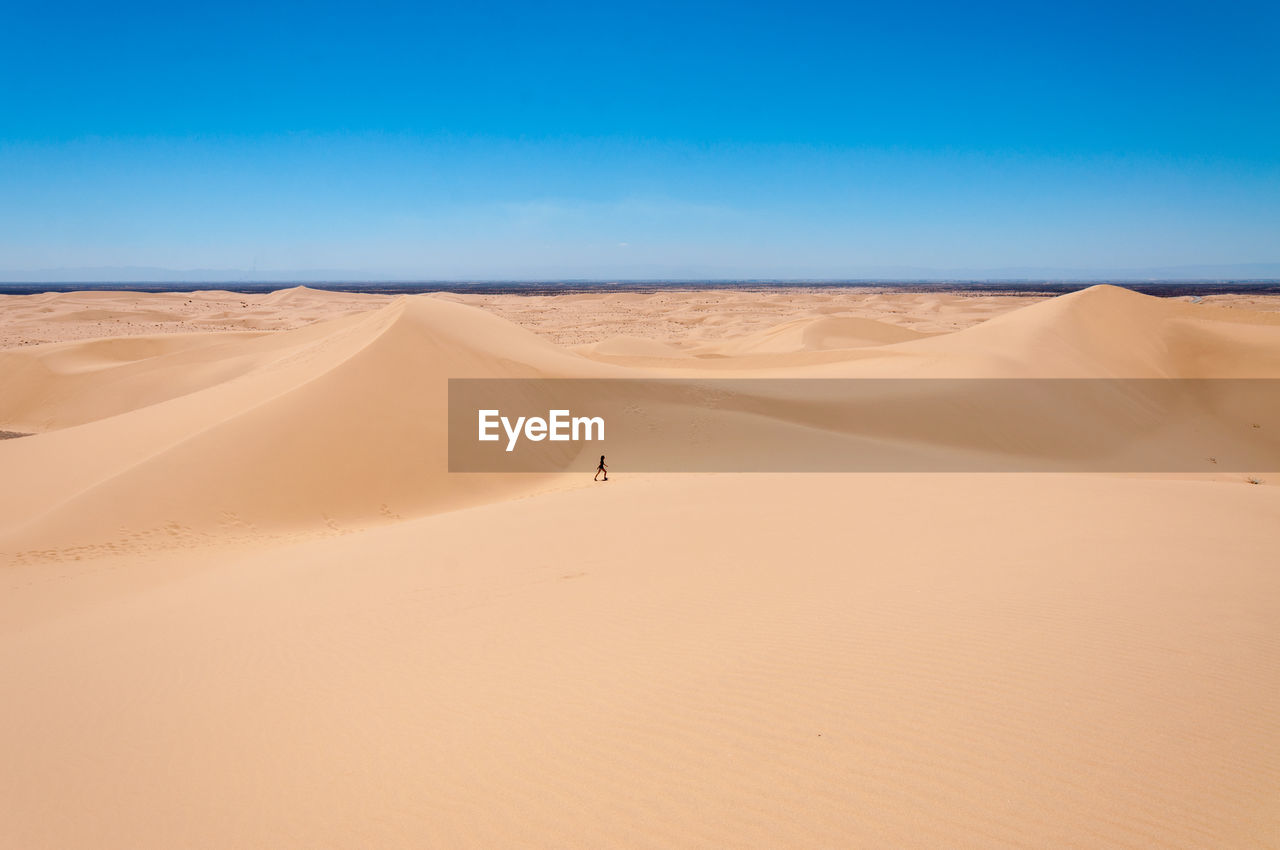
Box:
[1,284,1278,848]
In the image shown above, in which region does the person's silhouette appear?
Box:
[594,455,608,481]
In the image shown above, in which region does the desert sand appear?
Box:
[1,285,1278,848]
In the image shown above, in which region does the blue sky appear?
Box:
[1,0,1277,279]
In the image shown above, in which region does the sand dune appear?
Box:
[2,285,1278,546]
[551,285,1280,378]
[846,284,1280,378]
[579,334,695,359]
[693,313,934,355]
[0,297,620,556]
[0,287,391,348]
[3,474,1278,849]
[1,285,1278,848]
[452,288,1059,346]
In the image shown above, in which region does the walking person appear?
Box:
[594,455,608,481]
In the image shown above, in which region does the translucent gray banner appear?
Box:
[448,379,1279,472]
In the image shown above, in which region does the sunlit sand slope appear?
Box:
[1,474,1277,848]
[0,286,1278,848]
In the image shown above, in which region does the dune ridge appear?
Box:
[3,286,1278,558]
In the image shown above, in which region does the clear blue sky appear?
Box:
[2,0,1277,279]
